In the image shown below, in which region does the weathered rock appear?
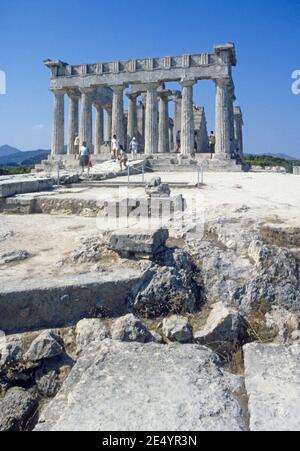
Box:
[265,306,299,344]
[0,387,38,431]
[0,340,23,370]
[71,236,104,263]
[25,331,63,362]
[147,176,162,187]
[35,360,73,398]
[107,228,169,258]
[0,250,30,265]
[75,318,109,354]
[244,343,300,431]
[162,315,193,343]
[194,303,244,350]
[130,263,199,318]
[35,341,246,431]
[150,331,164,344]
[111,314,153,343]
[146,183,171,198]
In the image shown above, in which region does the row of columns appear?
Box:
[51,78,238,158]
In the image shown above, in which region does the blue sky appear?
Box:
[1,0,300,157]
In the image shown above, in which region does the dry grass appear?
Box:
[245,299,277,344]
[260,226,300,248]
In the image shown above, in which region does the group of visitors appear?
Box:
[111,135,139,170]
[73,135,139,174]
[175,130,216,158]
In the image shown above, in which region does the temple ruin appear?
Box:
[44,43,244,164]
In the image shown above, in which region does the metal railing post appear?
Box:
[142,165,145,184]
[127,165,130,186]
[57,161,60,186]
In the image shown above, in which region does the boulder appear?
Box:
[265,306,299,344]
[162,315,193,343]
[146,183,171,198]
[130,263,199,318]
[194,303,244,350]
[0,340,23,370]
[147,176,162,187]
[244,343,300,431]
[25,331,63,362]
[107,227,169,258]
[75,318,109,354]
[0,387,38,431]
[111,314,153,343]
[35,341,246,431]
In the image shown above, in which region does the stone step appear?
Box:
[0,271,142,334]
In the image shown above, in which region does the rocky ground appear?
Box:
[0,170,299,431]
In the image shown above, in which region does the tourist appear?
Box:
[79,141,90,174]
[129,137,138,160]
[74,136,80,157]
[111,135,120,160]
[209,131,215,159]
[176,130,181,153]
[118,145,128,170]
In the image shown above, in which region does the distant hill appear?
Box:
[0,146,50,167]
[245,152,299,161]
[0,145,22,157]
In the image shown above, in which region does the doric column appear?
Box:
[51,89,65,155]
[234,106,244,156]
[111,85,125,146]
[158,93,170,153]
[127,93,138,145]
[144,83,159,155]
[180,80,195,156]
[214,79,231,157]
[106,111,112,141]
[169,118,174,151]
[67,91,79,155]
[95,104,104,154]
[80,87,94,152]
[173,97,182,145]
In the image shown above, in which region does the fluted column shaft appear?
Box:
[144,83,159,155]
[127,94,138,144]
[80,88,93,152]
[215,79,231,156]
[95,105,104,154]
[169,120,174,150]
[180,80,195,155]
[234,108,244,156]
[51,89,65,155]
[67,93,79,155]
[111,85,125,146]
[158,94,170,153]
[173,98,182,145]
[106,111,112,141]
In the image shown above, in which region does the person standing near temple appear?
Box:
[79,141,90,174]
[74,136,80,157]
[129,137,138,160]
[209,131,216,159]
[111,135,120,160]
[176,130,181,153]
[118,145,128,170]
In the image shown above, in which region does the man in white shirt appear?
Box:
[111,135,120,160]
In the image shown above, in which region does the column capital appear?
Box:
[126,92,139,100]
[111,84,126,93]
[51,88,66,96]
[214,78,231,88]
[180,79,196,88]
[143,82,161,91]
[66,88,80,100]
[79,87,95,95]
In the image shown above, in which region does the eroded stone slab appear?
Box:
[244,343,300,431]
[35,340,246,431]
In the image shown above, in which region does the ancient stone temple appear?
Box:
[44,43,244,160]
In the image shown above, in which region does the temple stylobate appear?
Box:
[44,43,244,160]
